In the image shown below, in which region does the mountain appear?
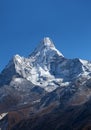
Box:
[0,37,91,130]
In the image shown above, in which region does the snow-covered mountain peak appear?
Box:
[13,54,23,64]
[42,37,55,48]
[13,54,21,59]
[30,37,64,58]
[4,54,21,69]
[1,38,91,93]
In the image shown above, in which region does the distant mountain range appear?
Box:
[0,37,91,130]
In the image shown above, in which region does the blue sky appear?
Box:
[0,0,91,71]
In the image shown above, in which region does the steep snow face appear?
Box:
[0,37,91,92]
[79,59,91,72]
[29,37,64,68]
[39,37,55,48]
[30,37,63,57]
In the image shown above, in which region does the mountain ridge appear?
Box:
[0,37,91,92]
